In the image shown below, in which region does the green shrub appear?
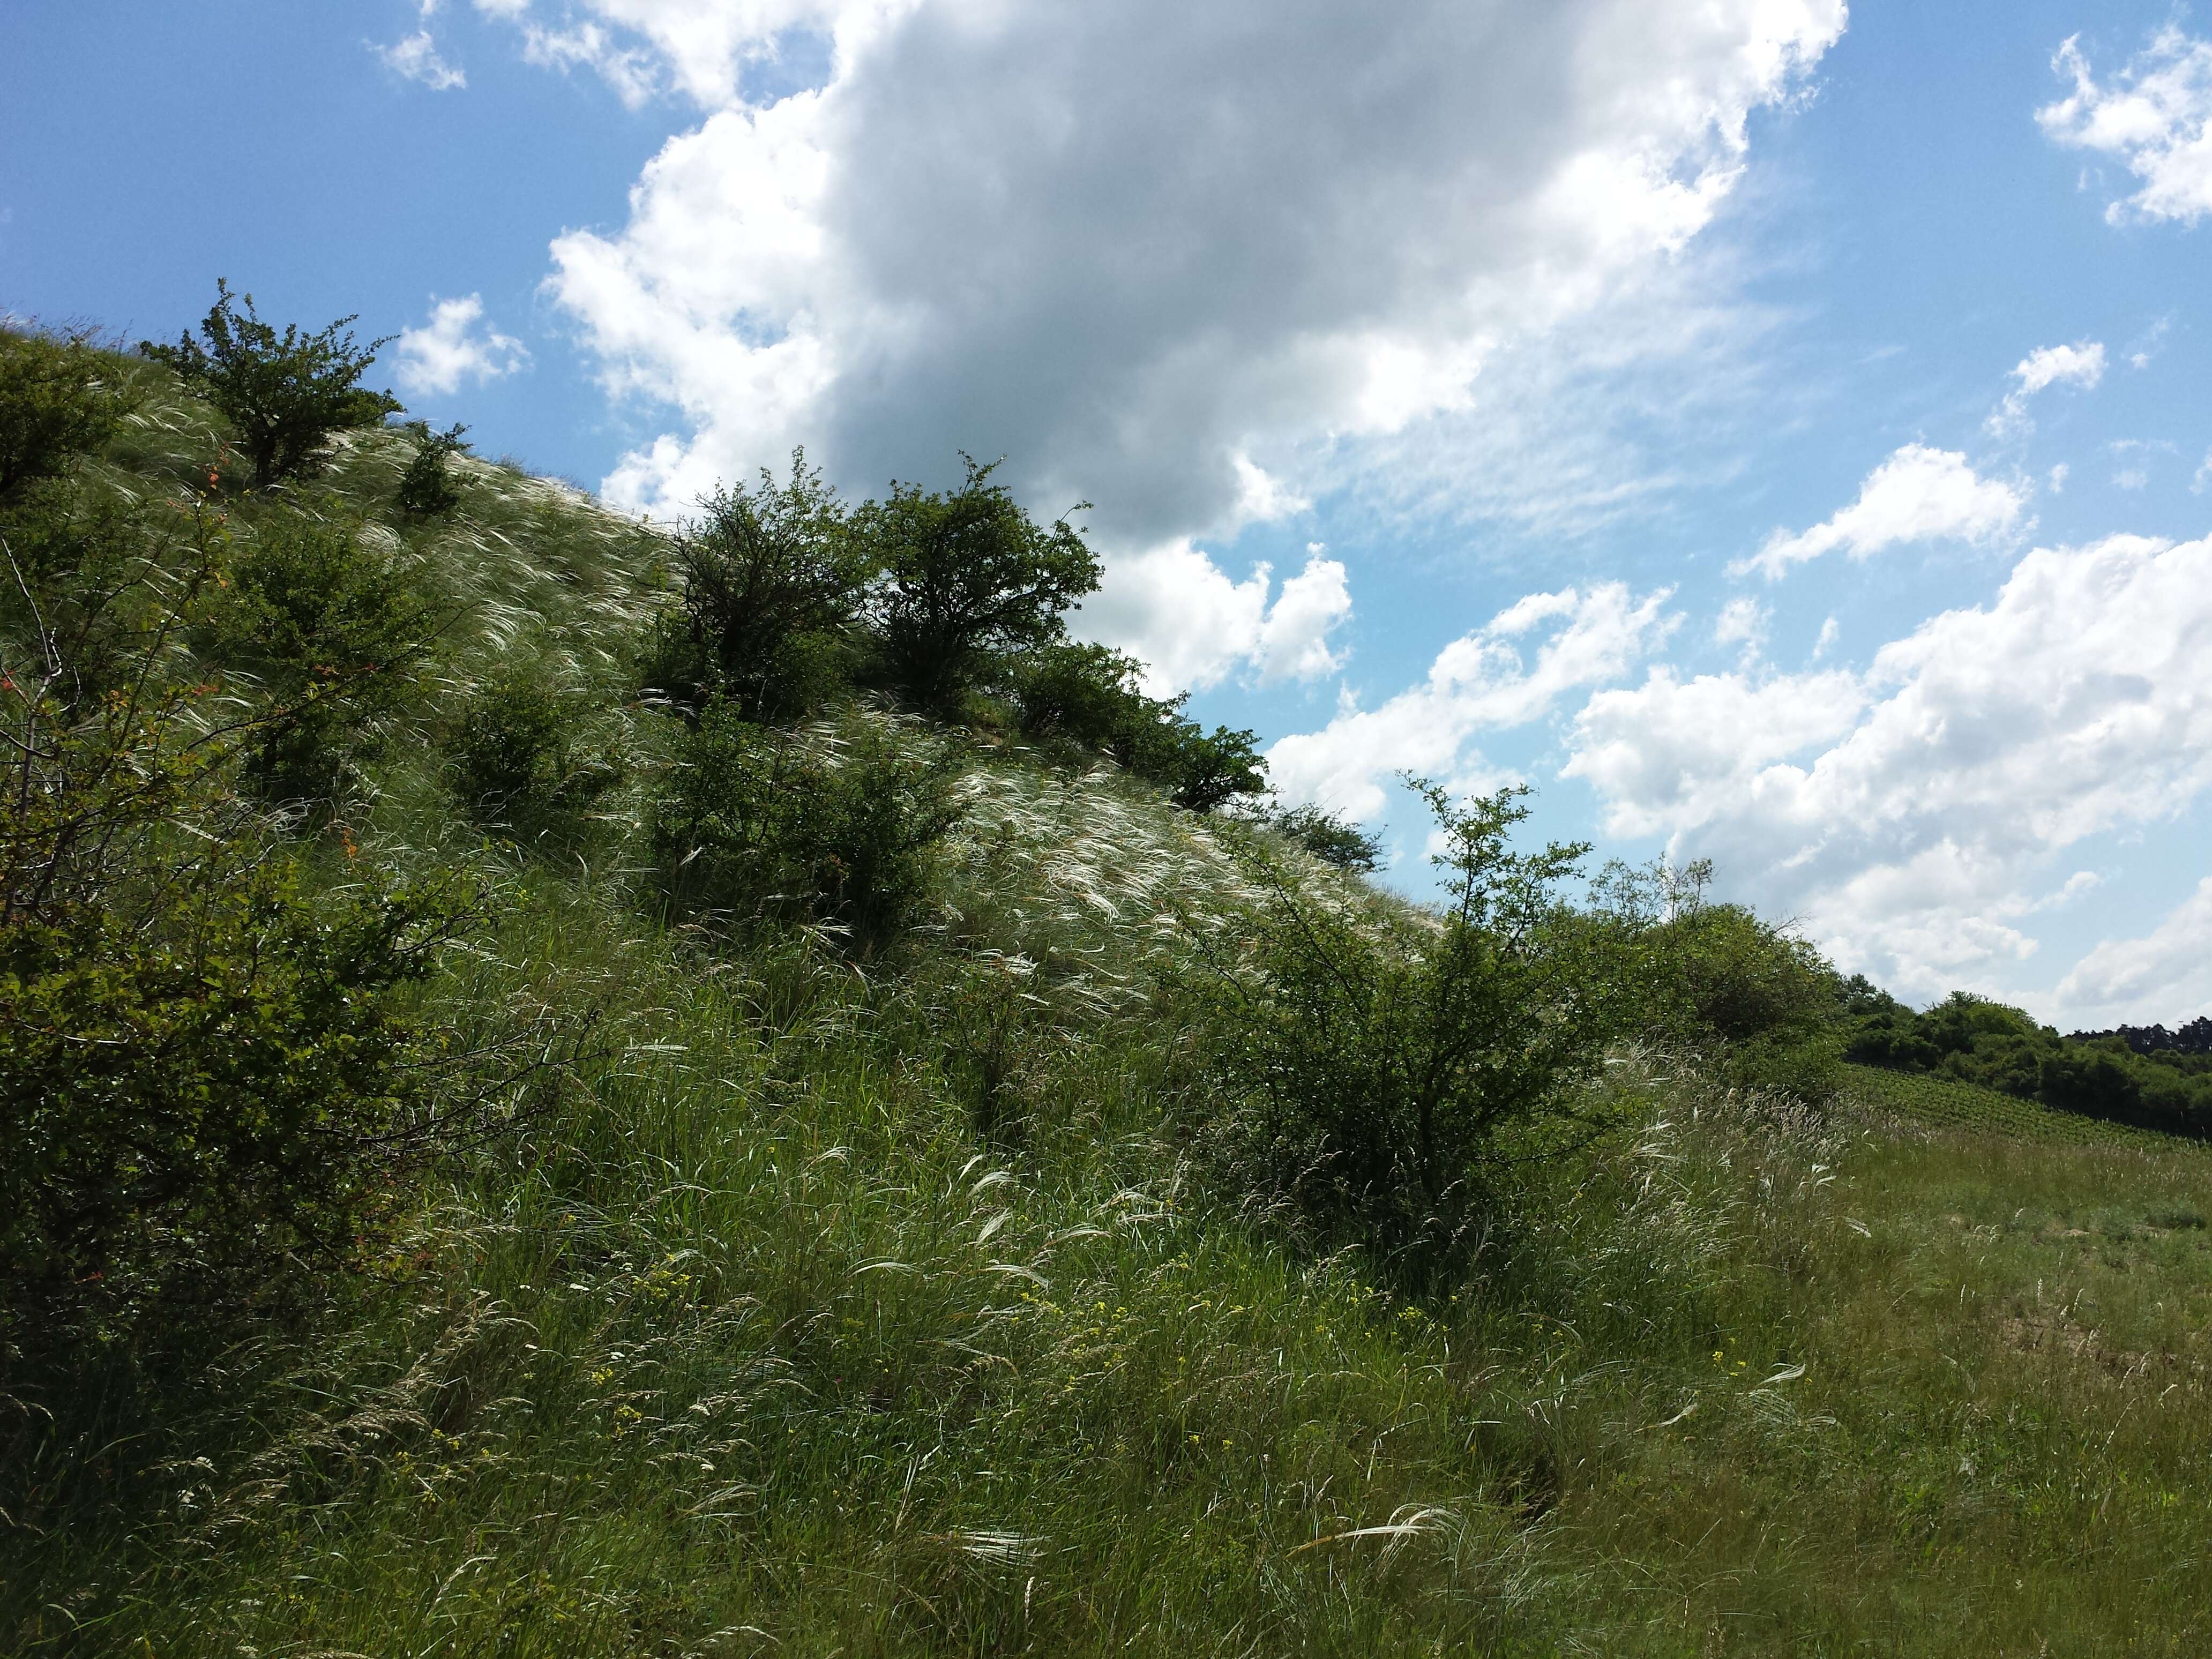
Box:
[1262,801,1382,872]
[1007,640,1268,811]
[654,704,965,944]
[395,420,469,517]
[195,518,439,806]
[641,452,869,720]
[1,526,475,1362]
[142,280,399,489]
[447,666,621,839]
[1661,902,1843,1099]
[1189,780,1621,1280]
[0,326,124,503]
[859,455,1101,710]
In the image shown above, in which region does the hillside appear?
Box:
[7,324,2212,1656]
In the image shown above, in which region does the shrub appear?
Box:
[395,420,469,517]
[1,517,476,1362]
[859,455,1101,710]
[0,326,124,503]
[1007,640,1268,811]
[1660,902,1843,1099]
[642,452,869,719]
[141,280,399,490]
[654,704,966,944]
[195,518,440,806]
[447,666,621,839]
[1264,801,1382,872]
[1189,780,1620,1280]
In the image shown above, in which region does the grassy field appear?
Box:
[10,388,2212,1654]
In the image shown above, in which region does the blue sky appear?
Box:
[5,1,2209,1026]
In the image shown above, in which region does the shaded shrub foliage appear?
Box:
[447,665,622,841]
[395,420,469,517]
[0,325,125,503]
[0,494,477,1368]
[1008,639,1266,812]
[194,518,440,808]
[654,703,966,945]
[642,453,870,720]
[860,455,1101,711]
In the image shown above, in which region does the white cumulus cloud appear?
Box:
[1568,530,2212,1015]
[2038,25,2212,226]
[1267,582,1676,821]
[394,295,532,397]
[1732,444,2028,581]
[2058,878,2212,1026]
[1986,339,2105,436]
[1079,544,1352,694]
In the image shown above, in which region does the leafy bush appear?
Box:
[860,456,1101,710]
[0,326,124,503]
[195,518,439,806]
[447,666,621,839]
[1009,640,1268,811]
[1261,801,1383,872]
[395,420,469,517]
[642,452,869,719]
[1189,781,1621,1279]
[1661,903,1843,1099]
[1,513,475,1363]
[142,280,399,489]
[654,704,965,944]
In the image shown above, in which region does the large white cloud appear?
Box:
[2038,25,2212,226]
[1267,582,1677,821]
[505,0,1841,679]
[1568,530,2212,1011]
[1732,444,2029,581]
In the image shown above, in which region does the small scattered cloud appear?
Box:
[2109,437,2177,491]
[1733,444,2028,581]
[1811,615,1840,660]
[393,295,530,397]
[1986,339,2104,436]
[2195,449,2212,493]
[1713,595,1767,664]
[2127,316,2172,369]
[2049,462,2069,492]
[376,1,466,89]
[2038,25,2212,226]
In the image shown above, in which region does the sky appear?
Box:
[4,0,2210,1028]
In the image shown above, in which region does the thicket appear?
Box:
[1847,985,2212,1134]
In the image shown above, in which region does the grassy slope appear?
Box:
[12,384,2212,1655]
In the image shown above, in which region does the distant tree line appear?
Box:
[1844,984,2212,1136]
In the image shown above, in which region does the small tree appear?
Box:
[396,420,469,517]
[858,455,1101,710]
[142,280,398,489]
[644,452,870,719]
[1190,780,1620,1279]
